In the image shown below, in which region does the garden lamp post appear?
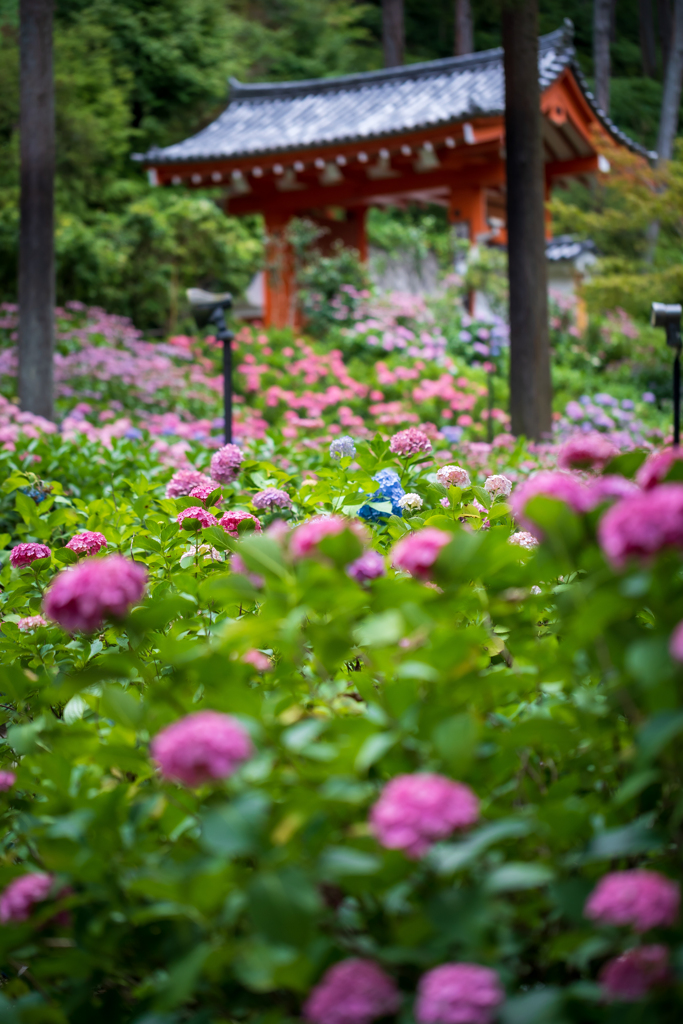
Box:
[187,288,234,444]
[651,301,682,446]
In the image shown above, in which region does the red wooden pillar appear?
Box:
[264,210,296,329]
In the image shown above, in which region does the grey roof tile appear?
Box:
[136,23,654,166]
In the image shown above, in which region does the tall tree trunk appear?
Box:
[594,0,612,113]
[19,0,54,420]
[502,0,552,440]
[454,0,474,55]
[382,0,404,67]
[658,0,673,74]
[639,0,658,77]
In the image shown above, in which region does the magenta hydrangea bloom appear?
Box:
[370,773,479,858]
[253,488,292,511]
[597,484,683,567]
[507,531,539,550]
[229,551,264,588]
[177,506,218,529]
[390,428,433,457]
[484,474,512,498]
[585,869,680,931]
[637,448,683,490]
[150,710,253,787]
[392,528,451,580]
[584,474,639,509]
[436,465,470,488]
[511,471,588,534]
[10,543,51,568]
[17,615,48,631]
[189,483,222,506]
[66,531,107,556]
[290,516,364,559]
[219,509,262,537]
[347,550,386,583]
[0,770,16,790]
[600,944,670,1002]
[0,872,53,923]
[43,555,147,633]
[415,963,504,1024]
[210,443,243,484]
[669,620,683,662]
[242,649,271,671]
[166,469,215,499]
[303,958,401,1024]
[558,432,619,471]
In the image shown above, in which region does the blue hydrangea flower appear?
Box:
[330,435,356,460]
[358,468,405,522]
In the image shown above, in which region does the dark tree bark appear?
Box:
[502,0,552,440]
[454,0,474,55]
[657,0,683,161]
[658,0,673,74]
[594,0,612,113]
[382,0,404,67]
[19,0,54,420]
[639,0,658,77]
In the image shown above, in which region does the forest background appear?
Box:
[0,0,681,333]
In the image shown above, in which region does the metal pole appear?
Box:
[223,330,232,445]
[487,369,494,444]
[674,347,681,447]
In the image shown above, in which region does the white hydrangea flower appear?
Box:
[398,492,424,513]
[508,531,539,549]
[484,474,513,498]
[436,464,470,488]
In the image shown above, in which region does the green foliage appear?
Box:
[0,433,681,1019]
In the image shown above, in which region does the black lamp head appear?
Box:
[651,302,682,347]
[186,288,233,330]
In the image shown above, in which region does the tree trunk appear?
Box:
[382,0,404,67]
[594,0,612,113]
[639,0,658,77]
[19,0,54,420]
[454,0,474,55]
[502,0,552,440]
[657,0,683,161]
[658,0,673,74]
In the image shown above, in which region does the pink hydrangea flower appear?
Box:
[392,528,450,580]
[484,474,512,498]
[584,474,639,509]
[151,710,253,787]
[177,506,218,529]
[210,443,243,484]
[43,555,147,633]
[597,484,683,566]
[253,488,292,510]
[0,872,53,923]
[558,432,619,471]
[0,770,16,790]
[390,428,433,457]
[637,448,683,490]
[508,531,539,550]
[219,509,262,537]
[347,550,386,582]
[669,620,683,661]
[437,465,470,488]
[229,551,264,588]
[242,649,271,671]
[10,543,51,568]
[303,958,401,1024]
[66,531,107,556]
[189,484,222,506]
[17,615,48,631]
[370,773,479,858]
[165,468,215,499]
[415,963,504,1024]
[290,516,363,559]
[600,944,670,1002]
[585,869,680,931]
[511,471,588,535]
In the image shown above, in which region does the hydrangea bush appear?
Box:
[0,426,680,1023]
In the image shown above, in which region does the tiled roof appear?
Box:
[136,22,654,166]
[546,235,597,261]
